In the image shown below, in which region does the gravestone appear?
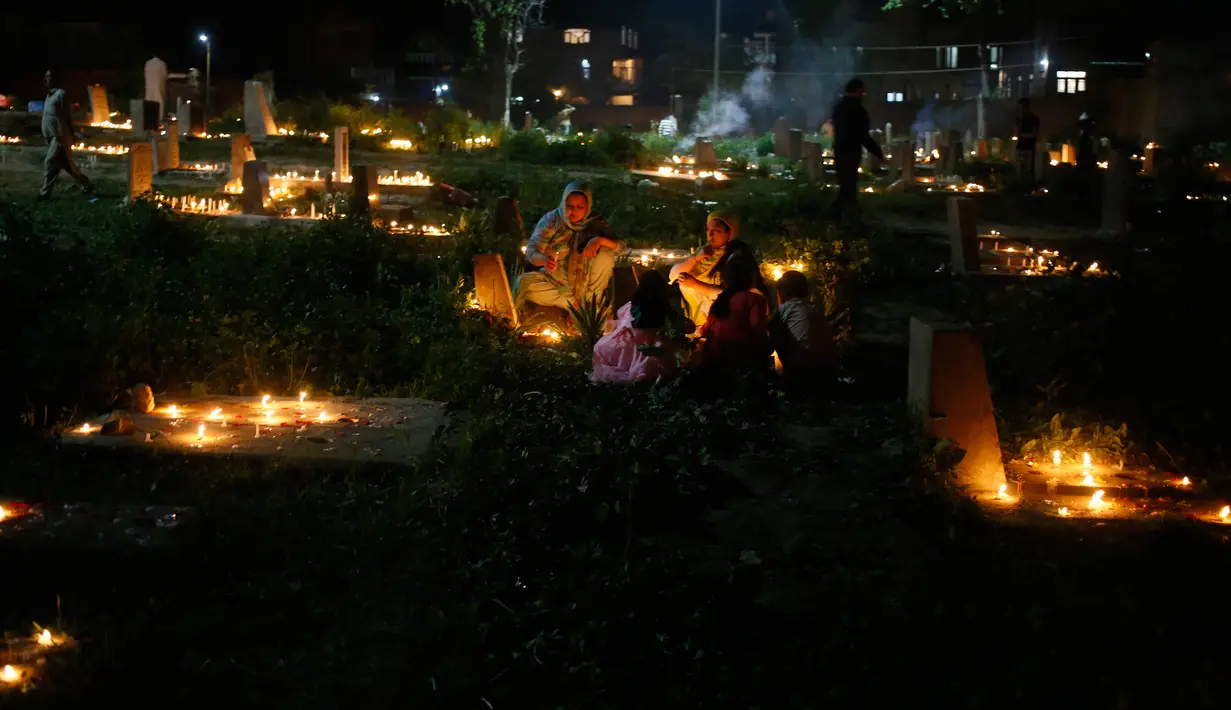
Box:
[803,141,823,179]
[900,144,915,183]
[88,85,110,125]
[152,137,167,172]
[976,139,989,159]
[241,160,271,215]
[494,196,523,239]
[1144,144,1160,175]
[924,131,936,155]
[350,164,379,213]
[126,143,153,201]
[230,134,255,182]
[243,80,278,142]
[773,117,790,156]
[884,122,893,152]
[1100,148,1130,237]
[130,99,159,136]
[944,130,962,174]
[946,197,979,274]
[907,318,1006,497]
[991,137,1003,156]
[523,111,532,131]
[962,129,974,157]
[175,97,198,137]
[166,124,179,169]
[473,254,519,326]
[611,265,640,311]
[1061,143,1076,165]
[333,126,350,182]
[694,139,717,169]
[884,143,901,185]
[787,128,803,162]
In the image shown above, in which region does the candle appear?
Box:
[210,408,222,419]
[261,395,271,407]
[197,424,205,440]
[36,629,53,647]
[254,423,260,438]
[1,665,21,683]
[318,411,328,422]
[1089,490,1107,509]
[1058,507,1069,516]
[1180,476,1191,486]
[265,410,273,422]
[169,405,178,419]
[80,422,92,433]
[1052,450,1061,467]
[1082,452,1092,468]
[1220,506,1230,522]
[299,391,307,403]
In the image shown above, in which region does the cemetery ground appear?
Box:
[2,140,1231,707]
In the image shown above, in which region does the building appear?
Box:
[521,24,646,107]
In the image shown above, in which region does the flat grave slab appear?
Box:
[0,503,198,552]
[61,395,450,468]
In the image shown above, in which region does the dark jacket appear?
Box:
[831,95,883,159]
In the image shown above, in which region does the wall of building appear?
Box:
[521,25,645,106]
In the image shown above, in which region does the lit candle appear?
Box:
[1180,476,1191,486]
[997,484,1008,499]
[318,411,328,422]
[1081,473,1095,486]
[265,410,273,422]
[299,391,307,403]
[1089,490,1107,509]
[1052,450,1061,467]
[254,422,260,438]
[210,408,222,420]
[169,405,178,419]
[1082,452,1092,468]
[36,629,53,647]
[1220,506,1230,522]
[261,395,271,407]
[1058,507,1070,517]
[197,424,205,440]
[80,422,92,433]
[1,665,20,683]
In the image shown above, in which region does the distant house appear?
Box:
[522,25,645,107]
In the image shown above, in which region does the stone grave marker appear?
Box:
[175,97,198,137]
[884,143,901,186]
[991,137,1003,156]
[152,137,168,172]
[1100,148,1130,237]
[924,130,936,155]
[241,160,271,215]
[787,128,803,162]
[351,165,380,213]
[944,130,962,174]
[494,196,524,239]
[1061,143,1076,165]
[334,126,350,182]
[230,134,255,183]
[803,141,823,180]
[884,122,893,152]
[907,318,1006,497]
[694,139,717,169]
[523,111,533,131]
[243,80,278,142]
[946,197,979,274]
[976,139,989,159]
[611,265,640,311]
[127,143,153,201]
[166,124,180,170]
[0,503,200,552]
[1144,143,1160,175]
[900,143,915,183]
[88,84,110,125]
[773,117,789,156]
[473,254,519,325]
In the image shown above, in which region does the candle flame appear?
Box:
[264,411,273,421]
[0,505,7,521]
[261,395,271,407]
[1082,452,1092,467]
[1081,473,1095,486]
[1,665,20,683]
[1180,476,1191,486]
[1052,450,1061,466]
[80,422,92,433]
[300,391,307,403]
[169,405,178,418]
[1220,506,1230,522]
[318,411,328,421]
[1089,490,1107,509]
[197,424,205,439]
[210,408,222,419]
[997,483,1009,500]
[1058,507,1070,517]
[36,629,53,647]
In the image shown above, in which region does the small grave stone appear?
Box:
[523,111,533,131]
[494,196,524,239]
[152,137,167,172]
[900,144,916,183]
[230,134,255,182]
[241,160,271,215]
[884,144,901,185]
[787,128,803,162]
[243,80,278,142]
[945,130,962,173]
[126,143,153,201]
[129,99,148,136]
[166,124,179,169]
[334,126,350,182]
[884,122,893,152]
[946,197,979,274]
[175,97,198,137]
[1100,148,1130,237]
[473,254,519,325]
[976,139,989,159]
[1144,143,1160,175]
[1061,143,1076,165]
[610,265,640,311]
[962,129,974,157]
[773,117,790,156]
[924,130,936,155]
[350,164,379,213]
[907,318,1006,497]
[88,84,110,125]
[694,139,717,169]
[128,383,155,414]
[803,141,823,179]
[991,137,1003,156]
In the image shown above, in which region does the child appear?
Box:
[591,271,694,384]
[698,255,771,370]
[770,270,838,387]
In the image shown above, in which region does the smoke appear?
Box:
[741,66,773,104]
[676,66,775,149]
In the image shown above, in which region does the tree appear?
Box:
[449,0,547,128]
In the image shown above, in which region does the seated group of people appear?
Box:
[515,181,837,386]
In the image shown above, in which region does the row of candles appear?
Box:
[276,128,329,142]
[0,628,70,689]
[264,170,434,187]
[655,166,730,181]
[70,142,128,155]
[76,393,336,441]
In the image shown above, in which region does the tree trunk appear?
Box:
[501,30,516,129]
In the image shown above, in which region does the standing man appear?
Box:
[1014,98,1040,182]
[39,69,94,200]
[831,78,883,221]
[144,55,168,120]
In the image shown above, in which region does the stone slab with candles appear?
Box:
[907,317,1006,497]
[694,139,717,170]
[88,84,109,125]
[0,502,199,552]
[473,253,519,326]
[60,395,451,468]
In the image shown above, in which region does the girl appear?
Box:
[670,210,738,325]
[591,271,694,385]
[698,255,771,370]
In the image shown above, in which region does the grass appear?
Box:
[2,153,1231,707]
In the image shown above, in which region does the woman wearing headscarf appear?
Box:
[669,210,739,325]
[518,181,625,310]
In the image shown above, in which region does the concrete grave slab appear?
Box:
[947,197,979,274]
[0,503,199,552]
[473,253,519,326]
[243,80,278,142]
[907,318,1006,497]
[88,85,109,125]
[61,395,450,468]
[126,143,153,201]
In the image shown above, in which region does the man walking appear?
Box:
[1014,98,1040,183]
[831,78,883,221]
[40,68,94,200]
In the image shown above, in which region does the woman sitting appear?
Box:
[591,271,695,385]
[698,255,771,370]
[518,181,625,311]
[670,210,737,325]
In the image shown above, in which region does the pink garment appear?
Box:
[590,303,680,384]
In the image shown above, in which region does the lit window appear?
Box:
[1056,70,1087,94]
[612,58,642,84]
[938,46,958,69]
[988,46,1001,66]
[610,95,634,106]
[581,58,591,80]
[886,92,903,103]
[564,29,591,44]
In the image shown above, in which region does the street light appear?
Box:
[199,34,211,125]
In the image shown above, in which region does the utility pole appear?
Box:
[199,34,212,125]
[712,0,721,98]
